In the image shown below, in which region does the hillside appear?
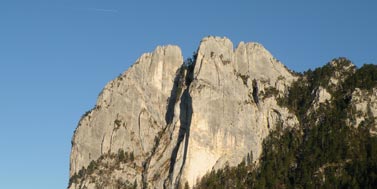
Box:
[68,37,377,189]
[195,58,377,189]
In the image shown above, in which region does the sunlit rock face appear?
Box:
[349,88,377,133]
[69,45,183,189]
[69,36,298,189]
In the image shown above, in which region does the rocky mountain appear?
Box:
[68,36,377,189]
[195,58,377,188]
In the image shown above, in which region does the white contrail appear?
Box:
[87,8,119,13]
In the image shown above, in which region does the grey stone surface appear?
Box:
[349,88,377,132]
[69,36,299,189]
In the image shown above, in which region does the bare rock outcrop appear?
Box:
[69,45,183,188]
[69,36,299,189]
[349,88,377,132]
[177,36,297,187]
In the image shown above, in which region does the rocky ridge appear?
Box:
[193,57,377,188]
[69,36,303,189]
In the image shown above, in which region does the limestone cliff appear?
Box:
[68,36,299,189]
[192,57,377,188]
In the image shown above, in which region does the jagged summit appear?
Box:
[69,36,377,189]
[197,36,294,83]
[69,36,298,189]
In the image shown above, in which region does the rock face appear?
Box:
[301,58,377,133]
[69,45,183,188]
[349,88,377,132]
[69,36,298,189]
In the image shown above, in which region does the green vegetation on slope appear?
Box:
[69,149,138,189]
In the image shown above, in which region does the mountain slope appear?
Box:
[68,37,377,189]
[68,36,298,189]
[194,59,377,188]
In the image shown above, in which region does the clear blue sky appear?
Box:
[0,1,376,188]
